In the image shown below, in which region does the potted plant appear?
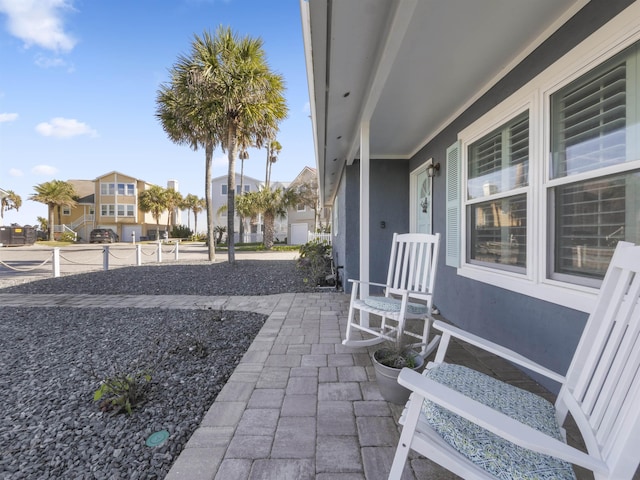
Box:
[372,337,425,405]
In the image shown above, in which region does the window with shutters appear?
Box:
[467,113,529,272]
[549,42,640,285]
[454,23,640,310]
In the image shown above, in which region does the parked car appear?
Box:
[90,228,119,243]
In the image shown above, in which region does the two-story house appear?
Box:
[212,173,290,243]
[286,166,325,244]
[58,171,171,242]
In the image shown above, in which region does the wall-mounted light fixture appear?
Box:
[427,162,441,178]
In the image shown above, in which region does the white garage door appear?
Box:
[290,223,308,245]
[122,225,142,243]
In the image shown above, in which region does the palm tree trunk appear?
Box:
[227,123,238,263]
[48,205,55,241]
[265,146,270,189]
[239,158,245,243]
[264,211,275,250]
[205,141,215,261]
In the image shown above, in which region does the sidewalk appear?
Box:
[0,286,571,480]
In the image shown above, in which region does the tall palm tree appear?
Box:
[182,193,205,234]
[1,190,22,219]
[138,185,168,240]
[236,186,298,250]
[29,180,77,240]
[164,188,183,233]
[189,27,288,263]
[156,50,221,261]
[265,139,282,189]
[238,149,249,242]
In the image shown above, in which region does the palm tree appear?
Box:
[236,186,298,250]
[1,190,22,219]
[138,185,168,240]
[182,193,205,235]
[190,27,288,262]
[265,139,282,189]
[156,49,221,261]
[29,180,77,240]
[164,188,183,233]
[238,149,249,242]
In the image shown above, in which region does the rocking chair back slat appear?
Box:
[387,233,438,303]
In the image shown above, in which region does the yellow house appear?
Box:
[56,171,171,242]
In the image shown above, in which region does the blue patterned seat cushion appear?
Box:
[422,363,576,480]
[362,296,427,315]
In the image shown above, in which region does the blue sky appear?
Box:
[0,0,314,226]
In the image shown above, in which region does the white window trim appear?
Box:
[456,3,640,313]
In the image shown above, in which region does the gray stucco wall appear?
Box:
[407,0,634,392]
[333,159,409,293]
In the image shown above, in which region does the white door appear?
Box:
[122,225,142,243]
[416,166,432,234]
[290,223,308,245]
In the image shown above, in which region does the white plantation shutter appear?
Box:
[551,58,628,178]
[550,47,636,279]
[446,141,461,267]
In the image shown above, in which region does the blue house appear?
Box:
[301,0,640,392]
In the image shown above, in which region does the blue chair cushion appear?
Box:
[362,296,427,315]
[422,363,576,480]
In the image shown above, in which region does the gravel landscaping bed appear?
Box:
[0,260,317,295]
[0,259,317,479]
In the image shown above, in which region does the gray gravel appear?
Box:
[0,260,318,295]
[0,260,317,479]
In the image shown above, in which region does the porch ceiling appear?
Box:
[302,0,586,205]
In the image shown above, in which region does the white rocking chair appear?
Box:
[343,232,440,357]
[389,241,640,480]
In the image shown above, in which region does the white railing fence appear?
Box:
[308,232,332,244]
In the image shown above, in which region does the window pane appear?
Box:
[118,183,125,195]
[468,194,526,269]
[221,185,227,195]
[468,113,529,199]
[554,171,640,279]
[551,49,629,178]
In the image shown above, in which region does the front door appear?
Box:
[416,165,432,234]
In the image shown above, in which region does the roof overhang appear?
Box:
[301,0,588,205]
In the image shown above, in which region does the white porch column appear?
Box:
[359,121,370,327]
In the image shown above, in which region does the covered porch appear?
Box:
[163,291,587,480]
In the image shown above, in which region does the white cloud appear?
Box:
[0,112,18,122]
[31,164,58,175]
[9,168,23,176]
[35,117,97,138]
[34,53,68,69]
[303,101,310,114]
[0,0,77,52]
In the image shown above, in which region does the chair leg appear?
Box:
[344,283,360,342]
[388,391,424,479]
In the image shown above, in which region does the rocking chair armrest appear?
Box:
[433,321,565,384]
[397,368,609,475]
[348,279,392,289]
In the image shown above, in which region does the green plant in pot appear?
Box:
[372,337,425,405]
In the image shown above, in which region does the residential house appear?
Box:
[286,166,326,244]
[58,171,170,242]
[212,173,290,243]
[301,0,640,393]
